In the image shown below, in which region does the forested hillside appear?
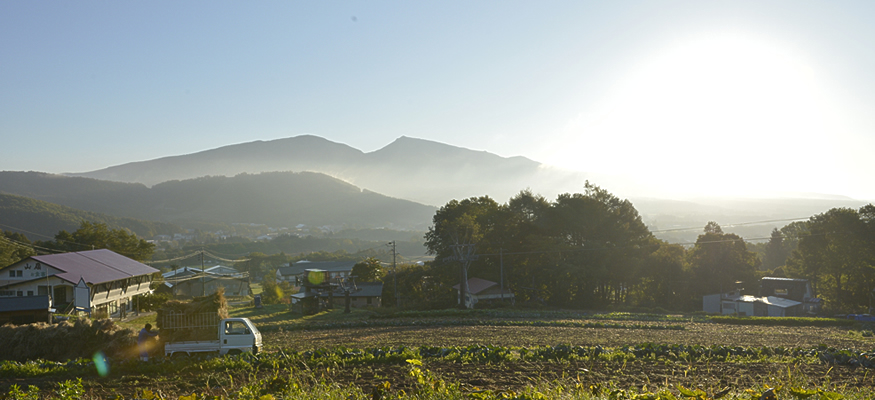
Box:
[0,171,435,230]
[0,193,179,241]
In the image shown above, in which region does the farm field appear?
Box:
[3,308,875,399]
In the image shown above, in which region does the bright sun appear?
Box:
[554,32,846,198]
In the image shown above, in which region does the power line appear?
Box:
[650,217,810,233]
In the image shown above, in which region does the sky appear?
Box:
[2,1,874,200]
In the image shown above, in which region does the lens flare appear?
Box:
[92,351,109,377]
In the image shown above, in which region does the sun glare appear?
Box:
[554,32,844,198]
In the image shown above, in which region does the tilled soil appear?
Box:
[2,321,874,399]
[265,323,870,350]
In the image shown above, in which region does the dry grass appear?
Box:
[0,318,136,361]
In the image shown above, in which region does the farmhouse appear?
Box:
[703,277,823,316]
[453,277,514,308]
[277,260,357,285]
[0,249,158,318]
[162,265,250,297]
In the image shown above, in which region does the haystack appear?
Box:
[156,288,229,342]
[0,318,136,362]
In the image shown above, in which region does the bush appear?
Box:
[136,292,173,312]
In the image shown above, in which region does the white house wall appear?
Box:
[0,261,64,287]
[0,275,69,299]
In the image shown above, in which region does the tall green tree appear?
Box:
[636,242,688,310]
[351,257,384,282]
[0,231,36,267]
[786,206,874,311]
[686,222,759,299]
[762,228,790,270]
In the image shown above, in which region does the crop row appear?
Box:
[296,343,875,367]
[4,343,874,380]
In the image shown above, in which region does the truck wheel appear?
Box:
[227,349,242,356]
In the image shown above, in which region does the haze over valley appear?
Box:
[2,2,874,252]
[0,135,868,250]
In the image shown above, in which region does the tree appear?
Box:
[786,206,874,312]
[424,196,504,308]
[637,242,689,310]
[351,257,384,282]
[41,221,155,261]
[423,184,656,309]
[0,231,36,268]
[762,228,790,270]
[686,222,759,299]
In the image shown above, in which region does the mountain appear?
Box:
[0,171,435,231]
[69,135,589,206]
[0,192,181,241]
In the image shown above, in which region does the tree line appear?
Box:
[2,190,873,313]
[417,184,875,313]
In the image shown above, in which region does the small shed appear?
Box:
[0,295,53,325]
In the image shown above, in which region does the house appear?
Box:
[452,277,514,308]
[707,294,803,317]
[0,295,53,325]
[163,265,250,297]
[277,260,358,285]
[289,269,382,313]
[759,277,822,314]
[167,275,251,297]
[0,249,158,318]
[703,277,822,316]
[338,282,383,308]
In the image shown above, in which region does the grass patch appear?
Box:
[710,316,858,327]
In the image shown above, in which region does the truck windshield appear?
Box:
[224,320,250,335]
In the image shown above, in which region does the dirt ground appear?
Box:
[265,322,872,350]
[2,321,874,399]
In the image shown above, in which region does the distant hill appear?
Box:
[69,135,590,206]
[634,196,870,243]
[0,192,181,241]
[0,171,435,231]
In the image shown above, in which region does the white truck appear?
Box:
[163,317,262,358]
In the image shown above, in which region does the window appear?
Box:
[16,270,22,277]
[224,320,249,335]
[17,291,23,297]
[0,290,14,296]
[8,271,13,277]
[27,291,33,296]
[366,297,372,305]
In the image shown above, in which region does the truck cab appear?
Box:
[221,318,262,353]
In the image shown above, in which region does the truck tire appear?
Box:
[227,349,242,356]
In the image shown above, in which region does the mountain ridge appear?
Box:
[68,135,582,206]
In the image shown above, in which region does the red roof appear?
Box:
[31,249,158,285]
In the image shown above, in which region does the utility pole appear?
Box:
[389,241,398,307]
[500,248,504,301]
[201,249,205,297]
[447,243,477,309]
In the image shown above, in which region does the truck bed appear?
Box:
[164,340,222,354]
